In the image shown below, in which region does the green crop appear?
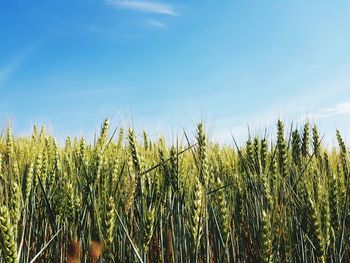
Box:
[0,119,349,262]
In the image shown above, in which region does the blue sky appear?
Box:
[1,0,350,144]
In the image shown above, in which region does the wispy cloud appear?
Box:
[327,102,350,114]
[0,42,41,87]
[0,59,21,86]
[147,19,166,28]
[105,0,177,16]
[212,99,350,144]
[304,101,350,121]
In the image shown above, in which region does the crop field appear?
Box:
[0,119,349,262]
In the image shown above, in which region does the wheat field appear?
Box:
[0,119,349,262]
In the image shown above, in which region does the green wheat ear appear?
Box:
[215,177,230,243]
[253,137,261,174]
[191,177,204,250]
[169,146,179,193]
[277,120,288,178]
[302,122,310,157]
[128,128,141,174]
[0,206,18,263]
[5,126,14,159]
[197,123,210,187]
[312,124,320,157]
[336,130,346,154]
[116,127,124,149]
[261,210,272,263]
[246,138,255,172]
[328,171,339,234]
[291,129,301,166]
[0,153,3,185]
[124,156,137,213]
[142,130,149,150]
[142,207,155,251]
[9,182,21,238]
[103,196,116,260]
[260,138,268,172]
[308,198,325,262]
[97,118,110,148]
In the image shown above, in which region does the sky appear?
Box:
[1,0,350,145]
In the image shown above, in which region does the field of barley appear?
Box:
[0,119,349,262]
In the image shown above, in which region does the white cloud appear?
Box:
[303,112,331,121]
[105,0,177,16]
[211,100,350,144]
[0,59,22,85]
[0,42,41,87]
[326,102,350,114]
[304,101,350,121]
[0,62,18,84]
[147,19,166,28]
